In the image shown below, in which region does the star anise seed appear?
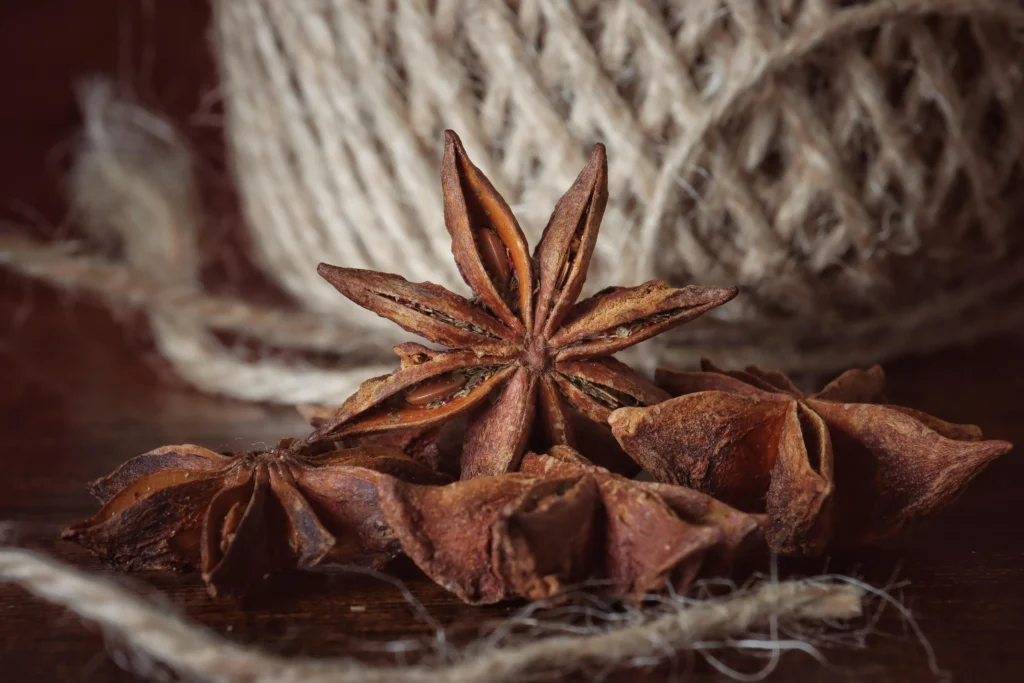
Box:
[63,438,447,596]
[608,360,1013,555]
[311,131,737,479]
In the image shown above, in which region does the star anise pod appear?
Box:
[609,360,1013,555]
[300,354,470,479]
[375,446,760,604]
[310,131,737,478]
[63,438,446,596]
[519,447,763,582]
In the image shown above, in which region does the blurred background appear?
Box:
[2,0,1023,413]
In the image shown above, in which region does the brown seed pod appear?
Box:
[63,439,447,597]
[609,360,1013,555]
[376,447,761,604]
[311,131,736,479]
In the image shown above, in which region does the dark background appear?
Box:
[1,2,1022,681]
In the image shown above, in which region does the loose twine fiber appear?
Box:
[3,0,1024,406]
[0,546,871,682]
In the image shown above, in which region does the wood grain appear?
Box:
[1,2,1023,681]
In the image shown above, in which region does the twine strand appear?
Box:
[0,547,863,683]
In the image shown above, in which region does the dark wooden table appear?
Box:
[2,2,1023,681]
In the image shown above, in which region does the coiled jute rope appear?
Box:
[2,0,1024,404]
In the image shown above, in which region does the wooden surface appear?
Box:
[2,2,1024,681]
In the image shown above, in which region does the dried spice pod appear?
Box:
[63,438,447,597]
[519,447,763,580]
[377,447,760,604]
[378,471,599,604]
[311,131,736,479]
[609,360,1013,555]
[299,352,466,479]
[299,408,467,479]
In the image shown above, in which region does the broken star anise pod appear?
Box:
[63,438,446,596]
[609,360,1013,555]
[311,131,737,478]
[374,446,761,604]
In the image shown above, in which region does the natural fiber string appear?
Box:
[5,82,394,405]
[0,547,863,683]
[216,0,1024,325]
[2,0,1024,404]
[0,233,359,354]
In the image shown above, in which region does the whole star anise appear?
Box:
[608,360,1013,555]
[311,131,737,478]
[375,446,761,604]
[63,438,446,596]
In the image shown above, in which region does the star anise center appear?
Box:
[520,334,552,374]
[233,446,303,479]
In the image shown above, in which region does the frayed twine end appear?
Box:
[0,542,947,683]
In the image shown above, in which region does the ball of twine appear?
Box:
[218,0,1024,378]
[4,0,1024,405]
